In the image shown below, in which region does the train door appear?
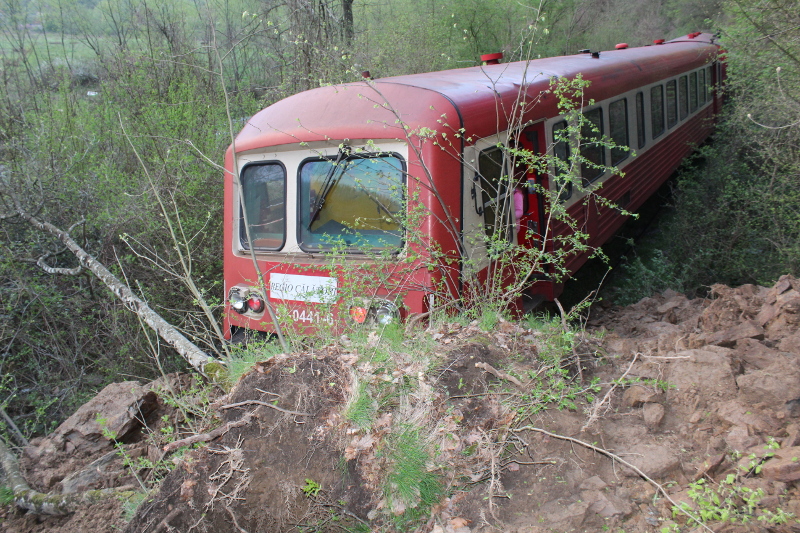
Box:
[460,124,547,302]
[461,137,514,290]
[519,123,547,251]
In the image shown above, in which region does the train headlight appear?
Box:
[373,300,400,326]
[229,287,266,314]
[348,298,399,326]
[229,288,247,314]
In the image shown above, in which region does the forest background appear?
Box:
[0,0,797,441]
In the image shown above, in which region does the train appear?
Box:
[223,32,725,337]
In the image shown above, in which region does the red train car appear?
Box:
[223,33,724,337]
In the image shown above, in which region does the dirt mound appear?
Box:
[5,277,800,532]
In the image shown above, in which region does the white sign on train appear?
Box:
[269,273,338,303]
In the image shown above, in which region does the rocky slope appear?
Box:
[3,277,800,532]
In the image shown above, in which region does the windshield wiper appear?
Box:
[308,146,350,229]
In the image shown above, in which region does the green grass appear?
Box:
[225,338,284,387]
[0,30,103,62]
[384,426,443,525]
[344,381,377,429]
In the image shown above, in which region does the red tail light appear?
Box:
[247,295,265,313]
[349,306,368,324]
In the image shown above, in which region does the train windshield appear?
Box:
[298,153,405,252]
[240,162,286,250]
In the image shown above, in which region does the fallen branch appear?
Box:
[7,207,222,376]
[512,426,714,533]
[581,353,639,432]
[0,406,28,447]
[0,437,138,515]
[163,412,254,453]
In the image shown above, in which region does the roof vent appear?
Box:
[480,52,503,65]
[578,49,591,54]
[615,43,629,50]
[361,71,372,80]
[591,51,601,58]
[653,39,665,45]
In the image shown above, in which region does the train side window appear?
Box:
[240,162,286,251]
[551,120,572,201]
[679,75,688,120]
[707,65,714,96]
[477,146,512,239]
[689,71,698,112]
[636,92,646,149]
[581,108,605,183]
[650,85,665,139]
[666,80,677,129]
[609,98,629,165]
[699,68,706,104]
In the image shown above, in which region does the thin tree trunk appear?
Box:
[342,0,354,45]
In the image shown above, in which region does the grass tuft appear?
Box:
[384,426,443,525]
[224,338,284,387]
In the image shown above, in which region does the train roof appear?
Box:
[235,33,720,152]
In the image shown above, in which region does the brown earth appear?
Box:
[4,276,800,532]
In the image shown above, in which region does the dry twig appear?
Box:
[581,353,639,432]
[512,426,715,533]
[220,400,311,417]
[474,362,526,390]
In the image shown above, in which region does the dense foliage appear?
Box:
[613,0,800,303]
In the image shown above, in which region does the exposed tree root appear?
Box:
[163,412,254,453]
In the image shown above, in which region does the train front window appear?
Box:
[298,153,405,252]
[240,162,286,251]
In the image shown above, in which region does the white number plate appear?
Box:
[290,309,334,324]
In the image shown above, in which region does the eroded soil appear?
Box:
[4,276,800,532]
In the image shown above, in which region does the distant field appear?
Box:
[0,31,106,63]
